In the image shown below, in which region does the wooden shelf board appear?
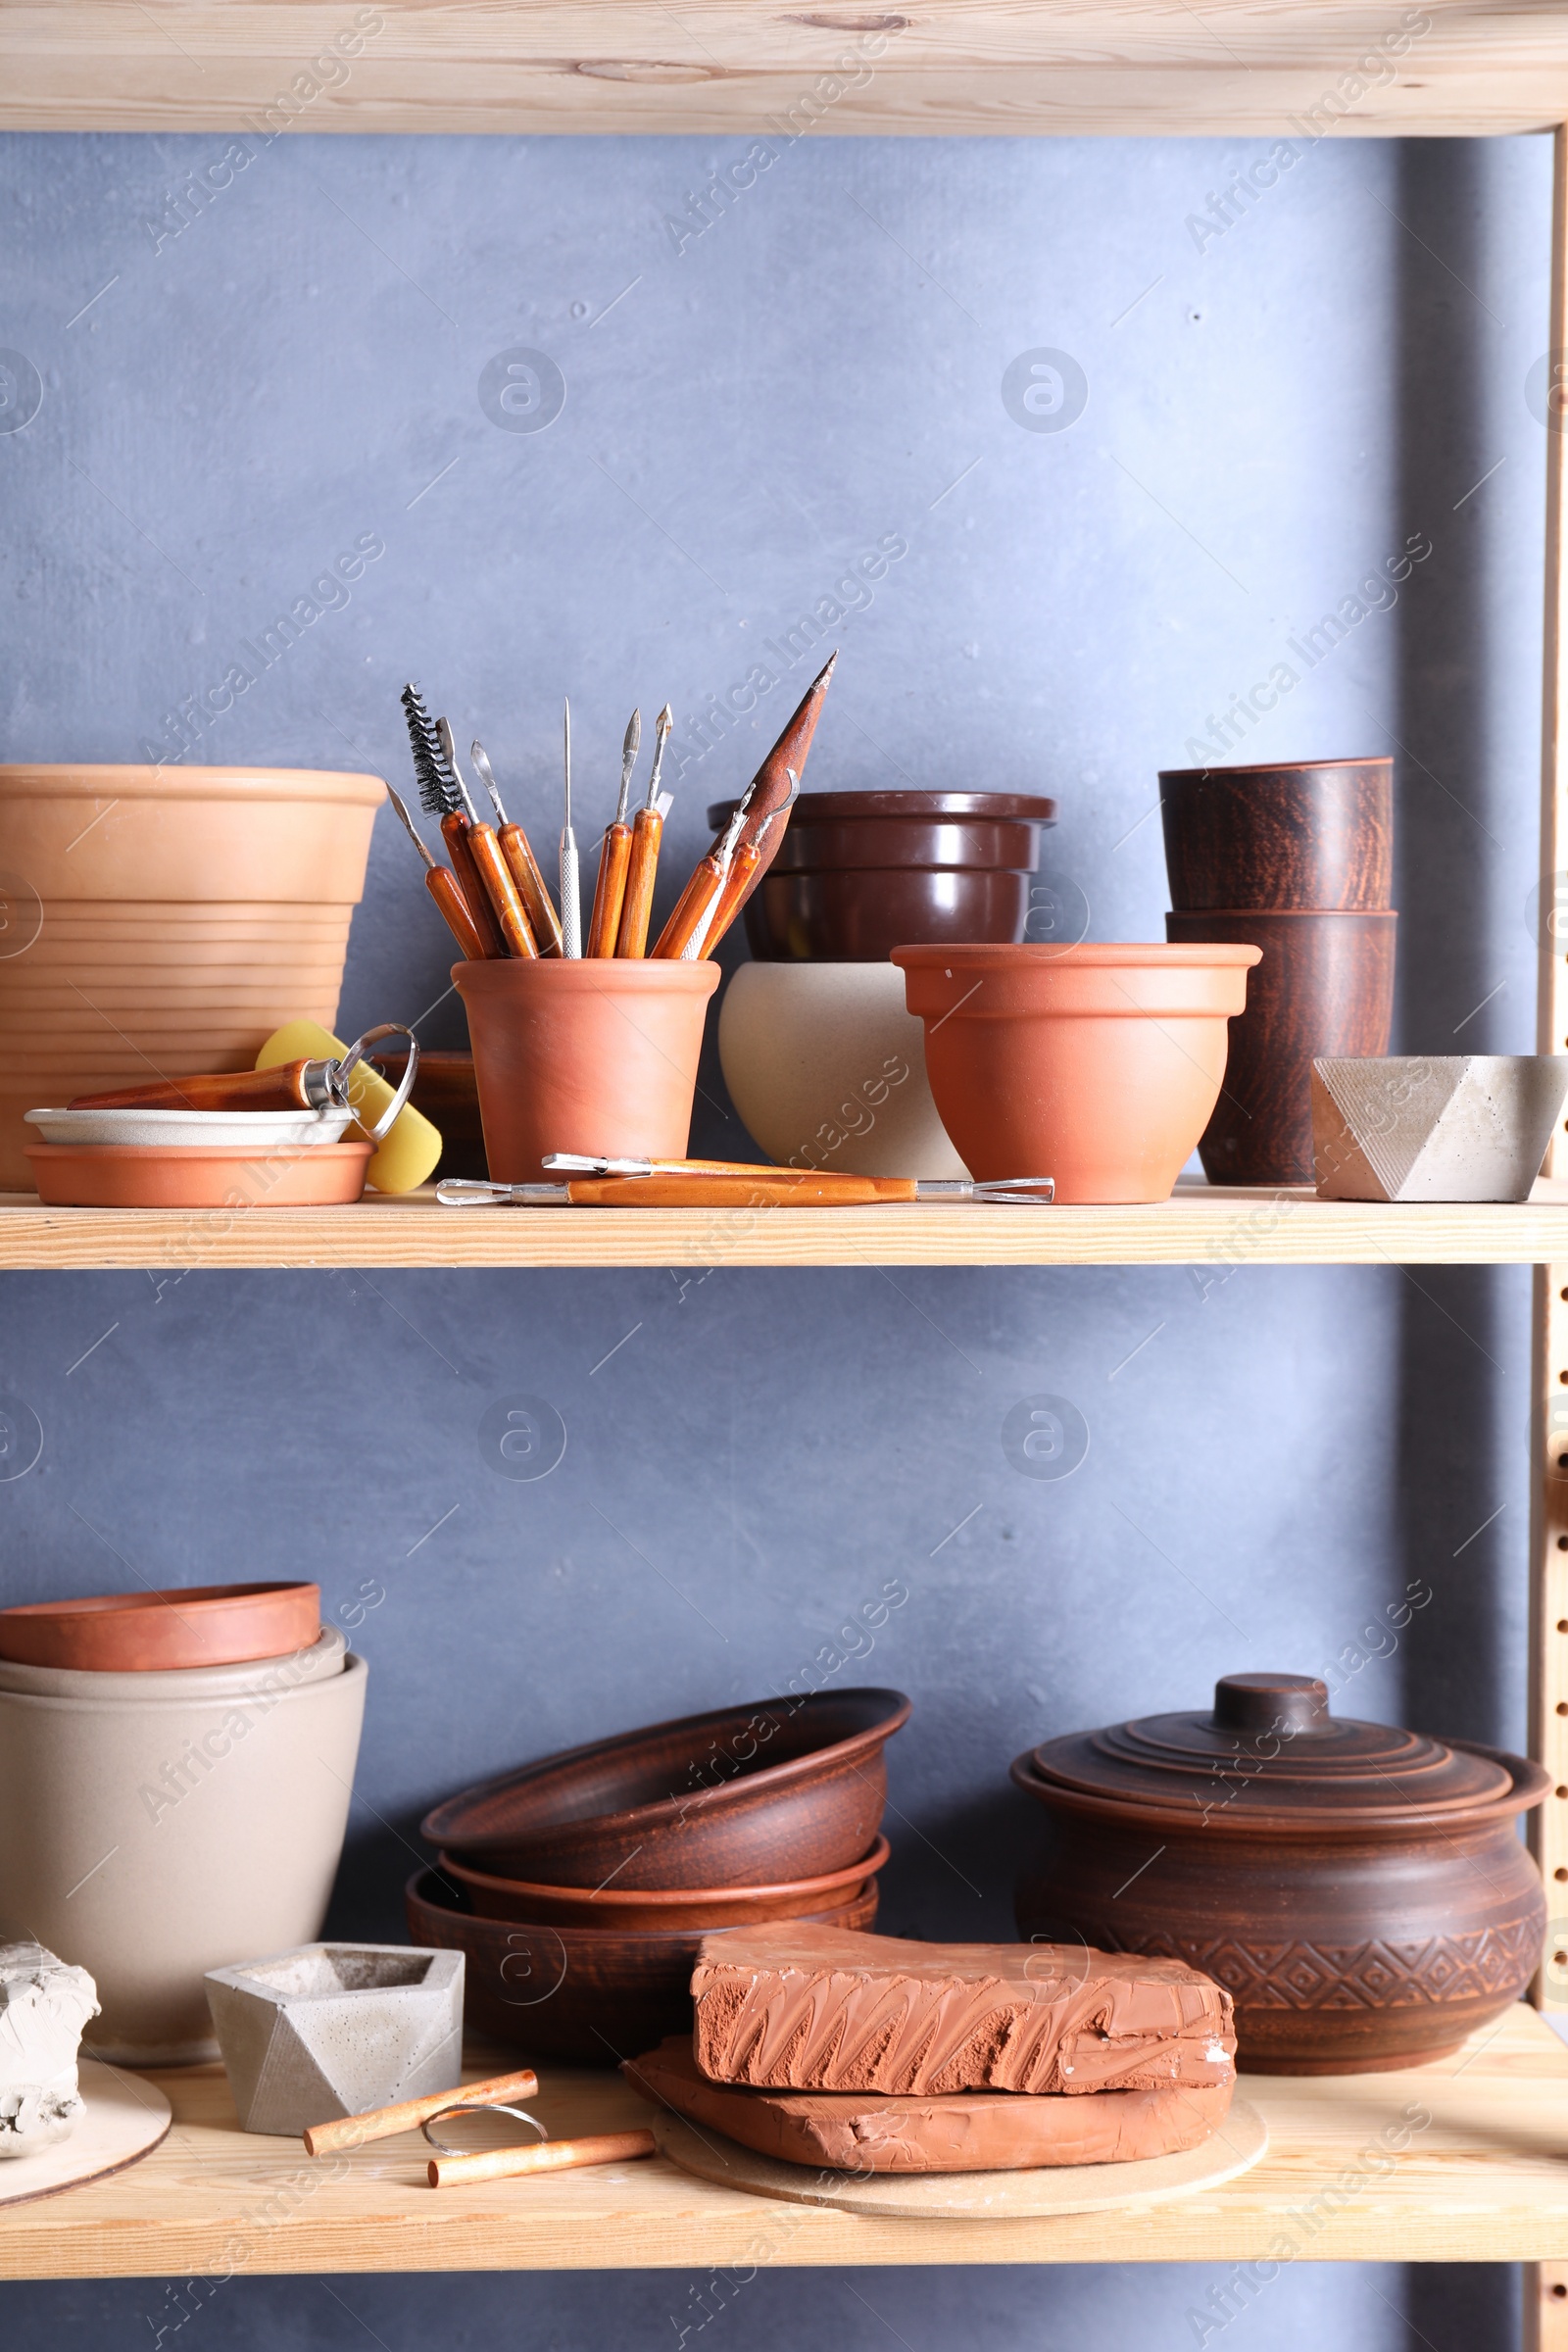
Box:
[3,1180,1568,1270]
[2,3,1566,136]
[4,2005,1566,2278]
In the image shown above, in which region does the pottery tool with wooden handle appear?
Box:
[471,740,564,957]
[587,709,640,956]
[560,698,582,956]
[695,780,796,962]
[615,704,673,957]
[427,2129,656,2188]
[652,806,746,960]
[258,1021,441,1194]
[74,1025,421,1131]
[685,653,835,934]
[302,2065,541,2157]
[385,785,489,961]
[402,683,506,958]
[439,1173,1056,1206]
[436,719,537,957]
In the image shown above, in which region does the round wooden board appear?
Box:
[0,2059,172,2208]
[654,2097,1268,2218]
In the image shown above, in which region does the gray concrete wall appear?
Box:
[0,125,1552,2350]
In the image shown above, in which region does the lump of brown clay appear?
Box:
[690,1927,1235,2095]
[625,2036,1235,2173]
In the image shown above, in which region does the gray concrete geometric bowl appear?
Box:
[1312,1054,1568,1201]
[205,1942,463,2136]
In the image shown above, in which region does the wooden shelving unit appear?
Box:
[6,1,1568,2333]
[5,1181,1568,1270]
[4,2008,1566,2279]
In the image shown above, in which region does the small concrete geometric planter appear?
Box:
[1312,1055,1568,1202]
[205,1943,464,2136]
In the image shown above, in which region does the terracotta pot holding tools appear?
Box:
[1011,1672,1547,2074]
[0,766,383,1190]
[407,1866,880,2063]
[1159,759,1393,912]
[710,790,1057,962]
[1164,910,1396,1185]
[893,943,1259,1202]
[423,1689,911,1889]
[717,962,968,1179]
[453,956,720,1186]
[0,1627,365,2064]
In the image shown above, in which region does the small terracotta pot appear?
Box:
[433,1834,890,1929]
[454,957,719,1186]
[1159,759,1393,911]
[0,1582,321,1674]
[892,944,1259,1202]
[1164,909,1396,1185]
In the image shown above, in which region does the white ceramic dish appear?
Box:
[24,1106,354,1149]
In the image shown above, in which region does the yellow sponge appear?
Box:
[256,1021,442,1196]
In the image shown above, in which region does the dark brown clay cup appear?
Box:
[709,790,1057,962]
[1164,909,1396,1186]
[1158,758,1393,911]
[453,957,719,1186]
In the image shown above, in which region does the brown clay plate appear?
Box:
[0,1581,321,1672]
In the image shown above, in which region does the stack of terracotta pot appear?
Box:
[0,1581,365,2064]
[1159,758,1396,1185]
[0,765,382,1191]
[410,1689,909,2060]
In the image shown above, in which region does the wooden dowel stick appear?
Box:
[427,2128,656,2187]
[302,2065,540,2157]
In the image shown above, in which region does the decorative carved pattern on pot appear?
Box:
[1084,1916,1544,2011]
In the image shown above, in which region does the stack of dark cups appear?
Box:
[1159,759,1396,1185]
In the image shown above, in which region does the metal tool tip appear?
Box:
[657,704,673,732]
[624,708,641,751]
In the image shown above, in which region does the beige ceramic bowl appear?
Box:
[717,960,968,1180]
[0,1641,366,2062]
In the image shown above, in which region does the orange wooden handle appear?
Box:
[499,822,564,957]
[426,866,489,961]
[303,2065,541,2157]
[695,840,763,960]
[615,809,663,956]
[441,812,506,957]
[651,858,723,959]
[467,823,539,957]
[564,1176,909,1206]
[587,823,633,957]
[427,2129,656,2188]
[70,1065,316,1111]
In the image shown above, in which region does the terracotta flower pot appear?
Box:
[1164,909,1396,1185]
[453,956,719,1186]
[0,766,382,1188]
[892,943,1259,1202]
[717,962,968,1179]
[1011,1673,1547,2074]
[1159,758,1393,911]
[0,1636,366,2063]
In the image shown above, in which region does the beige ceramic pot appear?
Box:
[717,961,969,1179]
[0,766,382,1188]
[0,1635,366,2063]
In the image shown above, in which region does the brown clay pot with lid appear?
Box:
[1011,1672,1547,2074]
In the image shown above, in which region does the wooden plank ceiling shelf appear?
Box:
[1,2,1567,137]
[4,2008,1566,2279]
[4,1180,1568,1268]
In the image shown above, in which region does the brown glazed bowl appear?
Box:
[0,1581,321,1672]
[406,1867,879,2062]
[435,1834,890,1929]
[421,1689,911,1890]
[1159,758,1393,911]
[1164,910,1396,1186]
[1011,1672,1547,2074]
[708,791,1057,962]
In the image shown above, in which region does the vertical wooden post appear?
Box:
[1527,119,1568,2352]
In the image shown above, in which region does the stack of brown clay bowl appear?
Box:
[411,1688,909,2061]
[1159,758,1396,1185]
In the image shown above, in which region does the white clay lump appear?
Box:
[0,1940,100,2156]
